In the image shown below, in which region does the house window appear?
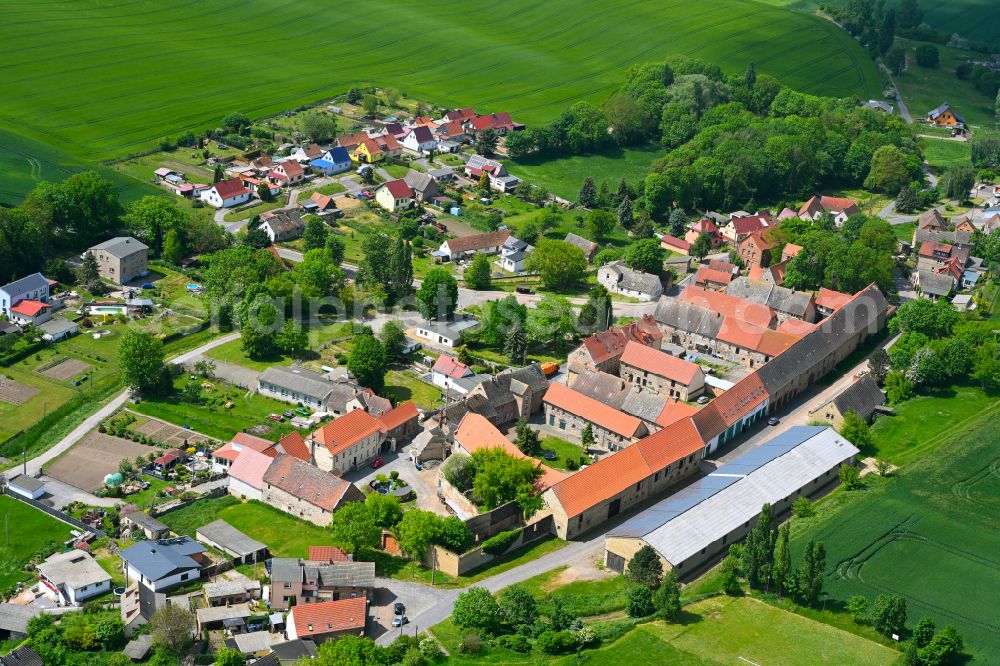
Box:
[284,582,291,589]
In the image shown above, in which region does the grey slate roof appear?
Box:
[203,579,260,599]
[602,261,660,296]
[270,557,302,584]
[913,227,973,248]
[831,374,885,421]
[122,635,153,661]
[0,273,48,297]
[38,550,112,590]
[120,536,205,582]
[726,277,813,318]
[196,519,266,558]
[620,388,669,424]
[268,639,319,661]
[404,170,437,196]
[418,318,478,340]
[307,561,376,588]
[570,371,629,409]
[0,646,43,666]
[0,604,42,635]
[8,475,43,493]
[653,298,725,339]
[917,270,955,296]
[564,233,599,259]
[89,236,148,258]
[38,318,78,336]
[122,509,168,533]
[259,366,339,403]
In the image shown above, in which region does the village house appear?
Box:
[814,287,852,318]
[226,447,274,501]
[269,557,375,611]
[798,195,860,227]
[309,409,386,473]
[463,156,520,192]
[618,341,705,401]
[564,233,599,263]
[120,537,208,592]
[543,382,648,451]
[927,102,966,133]
[684,219,724,248]
[338,131,372,153]
[679,285,776,328]
[88,237,149,285]
[497,235,531,272]
[431,354,481,394]
[437,229,510,262]
[259,210,307,243]
[37,550,112,606]
[372,134,403,158]
[286,597,367,645]
[597,261,662,301]
[719,213,774,244]
[726,277,816,322]
[376,400,420,444]
[271,160,306,186]
[660,235,691,256]
[290,144,325,163]
[196,520,268,565]
[401,126,437,154]
[310,146,353,175]
[257,366,361,414]
[201,178,251,208]
[435,121,467,143]
[916,240,969,274]
[403,170,438,203]
[542,417,705,539]
[693,267,733,291]
[813,373,885,429]
[413,318,478,348]
[452,413,565,490]
[913,269,955,300]
[261,454,364,526]
[374,179,415,212]
[212,432,277,473]
[120,509,170,540]
[442,364,550,430]
[351,138,385,164]
[566,315,662,381]
[0,604,42,643]
[464,111,523,136]
[0,273,52,325]
[202,579,261,608]
[737,230,773,270]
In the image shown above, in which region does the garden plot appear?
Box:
[38,357,92,382]
[45,432,157,491]
[0,376,39,405]
[131,417,211,448]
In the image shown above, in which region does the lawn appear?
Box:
[0,0,879,202]
[159,495,331,558]
[919,137,972,172]
[507,145,665,200]
[532,436,585,472]
[300,181,347,198]
[131,375,308,441]
[791,400,1000,663]
[870,384,999,464]
[517,566,632,617]
[223,200,283,223]
[205,323,351,371]
[0,496,73,591]
[383,370,443,410]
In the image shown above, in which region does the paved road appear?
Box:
[879,63,912,123]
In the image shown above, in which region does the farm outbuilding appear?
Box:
[604,426,859,577]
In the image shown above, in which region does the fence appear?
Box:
[1,485,107,538]
[425,514,556,577]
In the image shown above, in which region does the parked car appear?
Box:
[283,411,294,418]
[697,396,710,405]
[392,615,409,627]
[767,417,780,426]
[266,414,283,422]
[393,603,405,615]
[516,285,533,295]
[371,457,384,469]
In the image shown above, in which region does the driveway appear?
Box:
[187,357,259,391]
[341,449,449,516]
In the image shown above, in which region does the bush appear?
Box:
[459,633,482,654]
[792,496,815,518]
[481,529,521,556]
[915,44,940,68]
[536,629,578,655]
[494,633,531,653]
[625,586,655,618]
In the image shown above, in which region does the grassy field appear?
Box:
[131,375,307,441]
[0,496,73,591]
[0,0,879,199]
[533,436,586,472]
[383,370,443,410]
[870,384,999,464]
[791,399,1000,663]
[920,137,972,172]
[159,496,331,558]
[508,145,665,200]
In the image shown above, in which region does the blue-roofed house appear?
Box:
[604,426,858,576]
[120,537,208,591]
[311,147,352,175]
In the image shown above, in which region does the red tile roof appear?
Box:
[619,341,702,385]
[660,235,691,252]
[581,315,662,365]
[782,243,803,258]
[277,431,311,462]
[307,545,350,562]
[694,267,733,287]
[730,215,771,236]
[277,160,304,177]
[776,318,817,337]
[717,318,798,357]
[544,383,644,438]
[692,372,768,440]
[290,597,366,637]
[454,413,564,489]
[228,448,273,490]
[377,401,419,433]
[443,229,510,254]
[381,179,413,200]
[213,178,247,199]
[678,285,775,328]
[548,417,703,518]
[707,260,736,274]
[312,409,383,456]
[432,355,471,379]
[262,454,356,511]
[9,300,49,317]
[815,287,852,312]
[655,399,699,428]
[690,219,719,234]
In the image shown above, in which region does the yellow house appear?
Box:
[351,138,385,164]
[927,102,965,129]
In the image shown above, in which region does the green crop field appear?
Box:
[0,0,879,200]
[792,403,1000,663]
[0,496,73,591]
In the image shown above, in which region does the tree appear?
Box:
[626,545,664,588]
[303,217,329,251]
[349,334,387,392]
[503,320,527,363]
[942,165,976,202]
[744,62,757,88]
[865,145,911,193]
[668,207,688,237]
[316,635,386,665]
[839,410,873,451]
[380,320,406,359]
[453,587,502,633]
[527,294,578,345]
[869,348,890,385]
[77,251,103,292]
[624,238,665,274]
[150,605,195,651]
[915,44,939,68]
[871,594,907,636]
[468,447,542,513]
[897,0,922,28]
[913,616,936,648]
[325,233,346,265]
[478,172,491,194]
[123,196,186,255]
[742,503,775,590]
[691,231,713,259]
[587,209,616,240]
[222,112,250,132]
[329,501,382,555]
[162,228,184,264]
[581,423,595,450]
[365,492,403,529]
[498,585,538,628]
[301,113,338,142]
[920,625,964,666]
[578,285,613,333]
[213,164,225,182]
[653,570,682,620]
[214,647,245,666]
[878,8,896,55]
[514,419,541,456]
[895,184,921,214]
[395,508,440,560]
[277,320,308,357]
[389,237,414,301]
[847,595,869,624]
[525,240,587,290]
[792,496,815,518]
[243,226,270,249]
[885,46,906,75]
[464,252,492,290]
[839,463,863,490]
[119,330,165,394]
[617,195,634,229]
[257,181,273,202]
[773,523,792,596]
[626,586,655,618]
[477,128,499,156]
[415,268,458,320]
[578,177,598,208]
[885,370,914,404]
[798,540,826,606]
[361,94,379,116]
